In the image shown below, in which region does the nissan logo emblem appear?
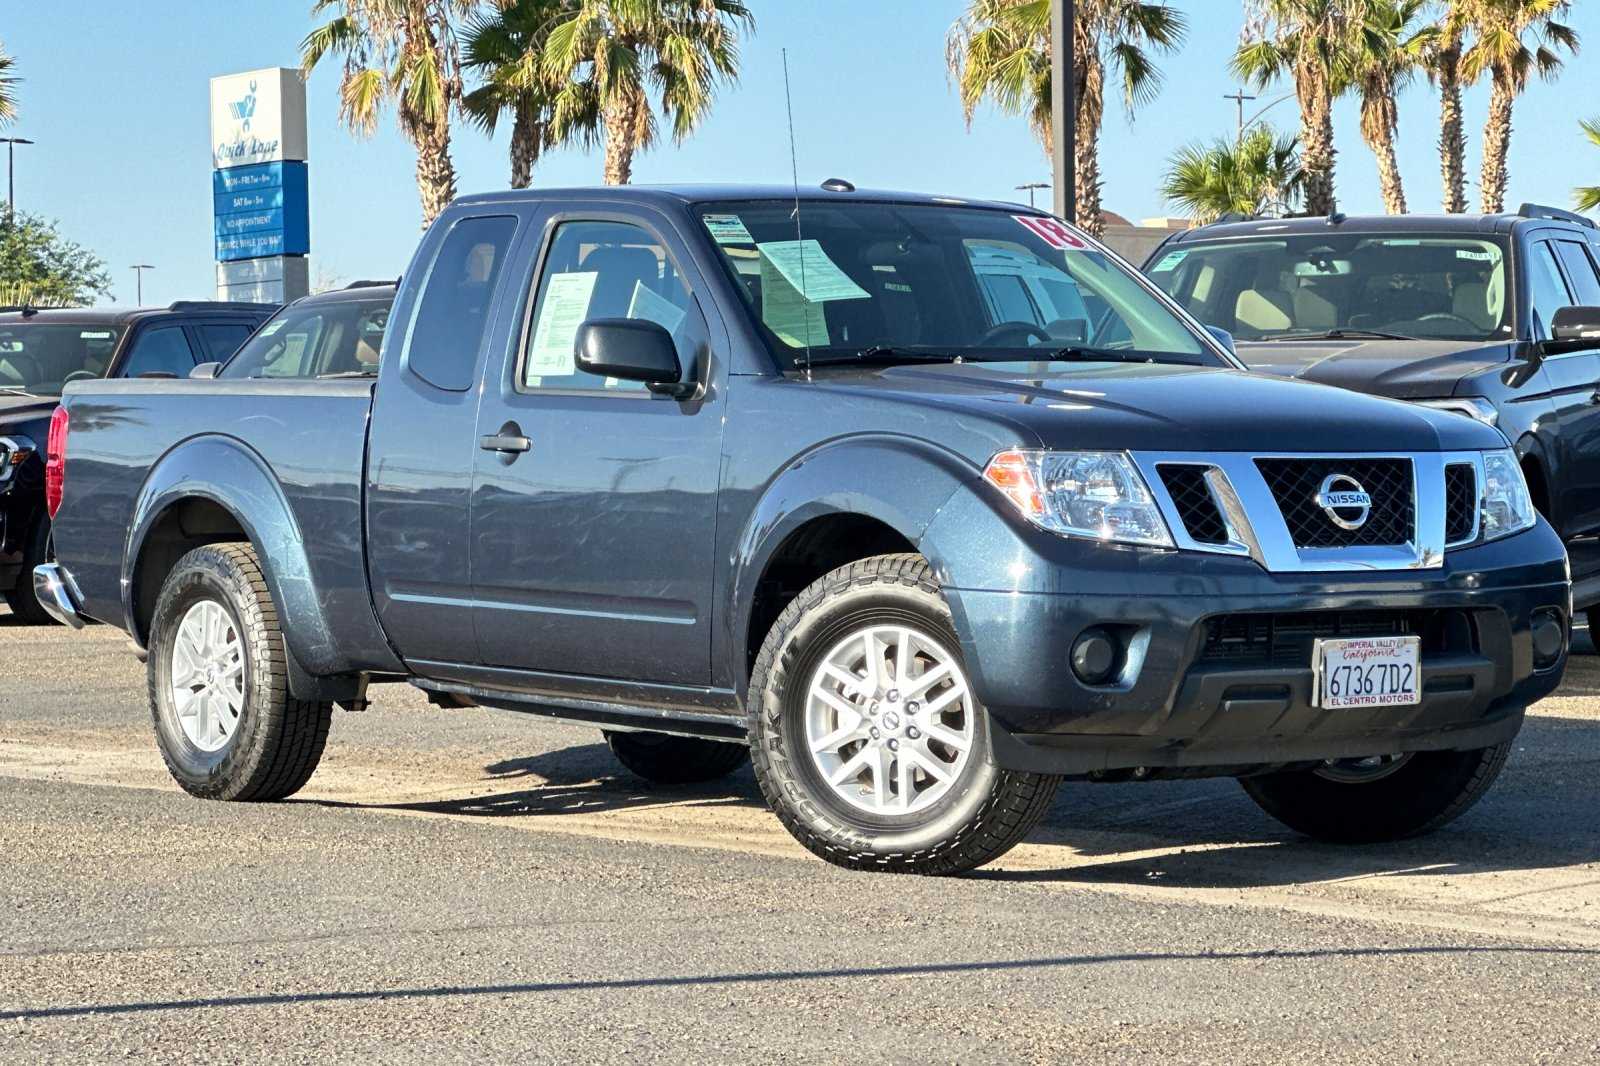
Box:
[1317,474,1372,530]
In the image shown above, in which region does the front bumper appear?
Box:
[942,523,1570,777]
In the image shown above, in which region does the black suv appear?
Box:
[1143,205,1600,629]
[0,300,275,622]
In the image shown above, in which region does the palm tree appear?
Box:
[1427,1,1475,212]
[463,0,599,189]
[302,0,477,227]
[1576,118,1600,213]
[1233,0,1359,217]
[1162,125,1304,223]
[539,0,752,186]
[1352,0,1435,214]
[947,0,1186,238]
[0,42,18,128]
[1461,0,1578,214]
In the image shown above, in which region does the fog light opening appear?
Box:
[1071,627,1124,686]
[1531,608,1566,669]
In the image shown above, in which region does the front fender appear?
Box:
[724,434,979,693]
[124,435,344,678]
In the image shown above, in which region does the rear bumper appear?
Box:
[944,524,1570,776]
[31,563,87,629]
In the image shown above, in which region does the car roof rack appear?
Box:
[166,300,280,312]
[343,279,399,289]
[1518,203,1597,229]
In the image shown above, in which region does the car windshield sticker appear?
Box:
[1152,250,1188,272]
[703,214,754,245]
[1013,215,1088,250]
[627,281,688,334]
[78,330,115,340]
[1456,248,1496,262]
[755,240,870,303]
[258,320,286,336]
[527,271,597,378]
[761,255,829,347]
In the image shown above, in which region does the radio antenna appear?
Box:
[781,48,812,380]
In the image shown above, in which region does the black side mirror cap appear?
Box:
[1542,306,1600,355]
[575,318,694,398]
[190,362,221,380]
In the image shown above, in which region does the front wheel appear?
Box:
[748,554,1059,875]
[1239,743,1512,843]
[148,543,333,801]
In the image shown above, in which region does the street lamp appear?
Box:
[0,137,34,224]
[1050,0,1076,223]
[129,264,155,306]
[1015,182,1050,209]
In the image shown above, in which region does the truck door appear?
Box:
[468,208,725,686]
[365,212,525,664]
[1527,236,1600,536]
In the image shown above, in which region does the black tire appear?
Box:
[603,730,750,784]
[1240,743,1512,843]
[4,516,54,625]
[147,543,332,801]
[1585,608,1600,653]
[747,553,1060,875]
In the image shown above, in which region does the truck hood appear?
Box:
[812,360,1505,454]
[0,392,59,432]
[1233,337,1512,398]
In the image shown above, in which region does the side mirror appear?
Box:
[190,362,221,380]
[1544,306,1600,355]
[1205,325,1238,355]
[575,318,693,398]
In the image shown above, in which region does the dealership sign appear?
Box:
[209,68,310,295]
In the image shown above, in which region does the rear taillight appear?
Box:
[45,405,68,519]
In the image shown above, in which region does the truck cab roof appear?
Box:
[455,183,1033,214]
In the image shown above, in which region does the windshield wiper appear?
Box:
[1049,346,1204,366]
[801,346,966,367]
[0,385,35,395]
[1260,328,1416,342]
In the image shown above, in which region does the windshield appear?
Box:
[221,294,392,379]
[0,323,125,395]
[1147,234,1512,342]
[698,200,1218,367]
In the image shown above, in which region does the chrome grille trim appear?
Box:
[1133,450,1488,573]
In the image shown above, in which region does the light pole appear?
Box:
[1016,182,1050,209]
[1050,0,1076,223]
[0,137,34,224]
[1224,88,1256,144]
[130,264,154,305]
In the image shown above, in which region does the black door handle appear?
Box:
[479,429,532,454]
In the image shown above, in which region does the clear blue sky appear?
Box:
[3,1,1597,305]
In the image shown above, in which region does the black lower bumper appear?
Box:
[945,524,1570,777]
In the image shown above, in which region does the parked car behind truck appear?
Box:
[1142,205,1600,631]
[0,300,274,623]
[38,185,1569,874]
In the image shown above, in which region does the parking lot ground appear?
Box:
[4,609,1600,1062]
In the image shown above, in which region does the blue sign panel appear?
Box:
[213,161,308,261]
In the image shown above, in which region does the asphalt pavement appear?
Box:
[4,609,1600,1063]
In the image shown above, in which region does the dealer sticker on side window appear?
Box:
[1014,214,1088,250]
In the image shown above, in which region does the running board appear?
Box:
[409,678,747,742]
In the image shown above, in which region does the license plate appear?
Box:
[1313,635,1421,710]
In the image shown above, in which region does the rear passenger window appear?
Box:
[120,326,196,378]
[404,215,517,391]
[199,323,253,361]
[1554,241,1600,306]
[520,220,702,392]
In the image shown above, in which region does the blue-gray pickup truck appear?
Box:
[38,185,1571,875]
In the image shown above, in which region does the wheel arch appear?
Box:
[726,435,978,697]
[124,435,345,687]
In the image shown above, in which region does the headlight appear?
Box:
[983,449,1173,547]
[0,435,36,483]
[1480,448,1537,541]
[1413,397,1498,426]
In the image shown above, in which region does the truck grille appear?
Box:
[1255,457,1414,548]
[1198,609,1474,666]
[1158,464,1228,545]
[1445,463,1477,544]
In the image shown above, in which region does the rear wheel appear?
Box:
[148,543,332,801]
[4,516,54,625]
[603,730,749,784]
[748,554,1059,875]
[1240,743,1511,843]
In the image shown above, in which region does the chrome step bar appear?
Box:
[32,563,87,629]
